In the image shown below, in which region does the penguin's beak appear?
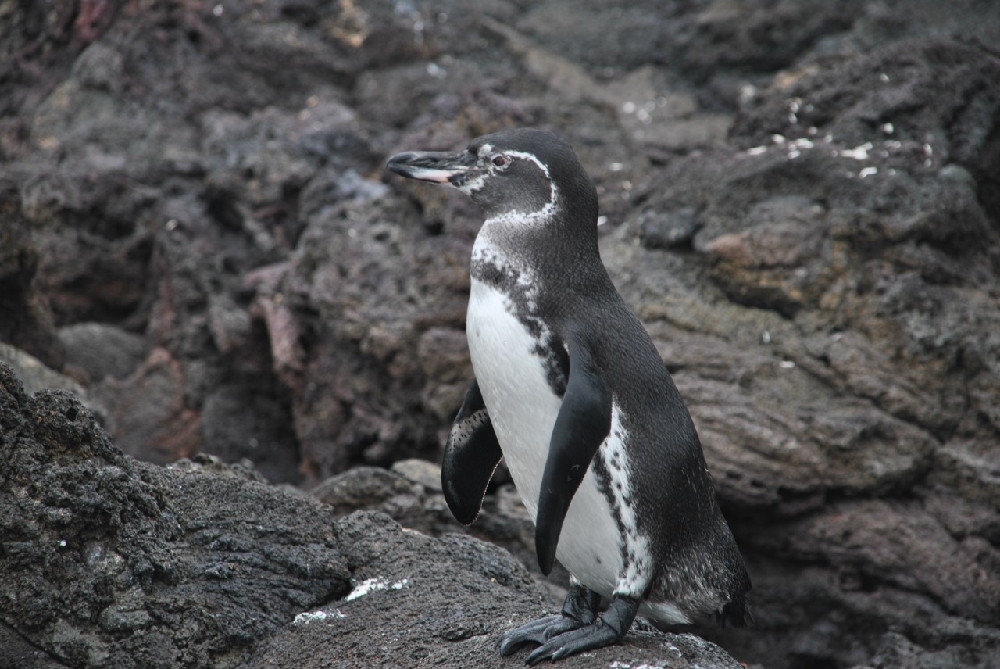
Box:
[386,150,478,185]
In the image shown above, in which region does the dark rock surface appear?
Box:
[2,1,999,667]
[0,363,740,669]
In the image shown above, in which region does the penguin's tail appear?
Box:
[716,593,754,628]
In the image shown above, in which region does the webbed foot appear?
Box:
[523,595,638,665]
[498,583,600,657]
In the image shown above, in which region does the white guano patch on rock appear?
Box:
[292,609,346,625]
[345,576,411,601]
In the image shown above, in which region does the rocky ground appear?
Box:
[1,1,999,667]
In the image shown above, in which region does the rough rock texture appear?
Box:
[2,1,999,667]
[0,363,740,669]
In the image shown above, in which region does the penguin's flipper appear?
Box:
[441,378,503,525]
[535,337,612,575]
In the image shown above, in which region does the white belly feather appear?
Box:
[466,277,623,597]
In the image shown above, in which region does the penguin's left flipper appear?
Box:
[441,378,503,525]
[535,336,613,575]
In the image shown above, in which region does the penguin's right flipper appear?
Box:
[441,378,503,525]
[535,336,613,575]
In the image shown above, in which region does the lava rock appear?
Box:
[58,322,146,383]
[2,1,1000,667]
[0,362,744,669]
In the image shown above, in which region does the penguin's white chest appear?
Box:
[465,277,626,597]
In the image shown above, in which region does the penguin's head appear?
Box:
[387,128,596,224]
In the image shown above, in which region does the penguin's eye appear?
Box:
[492,154,511,168]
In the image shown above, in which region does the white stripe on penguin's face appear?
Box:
[473,149,558,224]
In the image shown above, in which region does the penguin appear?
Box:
[387,128,750,665]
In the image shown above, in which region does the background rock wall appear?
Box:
[1,1,999,667]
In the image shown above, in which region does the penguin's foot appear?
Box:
[497,615,576,656]
[498,583,600,657]
[523,595,639,666]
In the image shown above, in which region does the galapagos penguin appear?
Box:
[387,128,750,664]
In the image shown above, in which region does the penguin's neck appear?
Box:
[470,227,530,296]
[472,214,605,298]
